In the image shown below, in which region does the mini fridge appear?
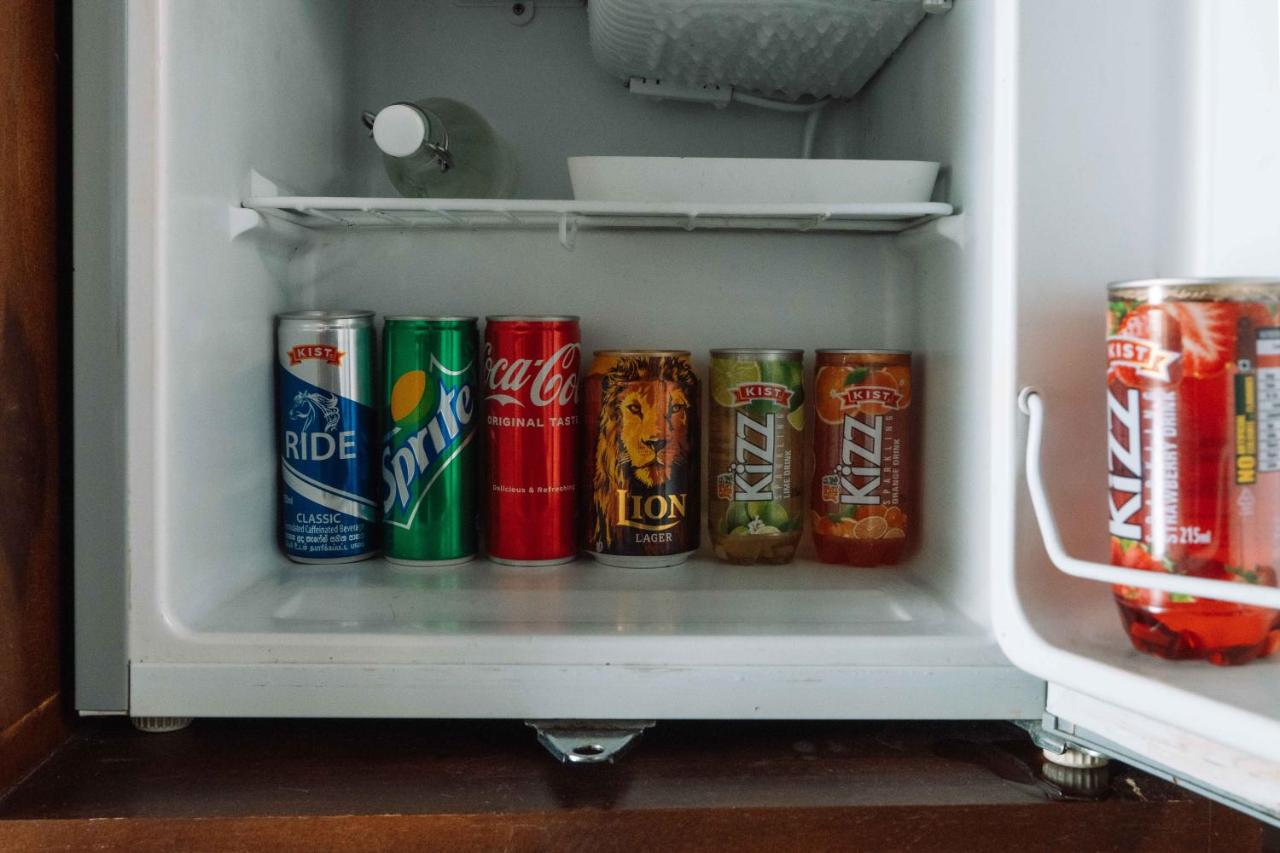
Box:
[73,0,1280,825]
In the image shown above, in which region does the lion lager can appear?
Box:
[708,349,805,564]
[810,349,912,567]
[1107,279,1280,665]
[381,316,479,567]
[583,350,699,567]
[276,310,379,564]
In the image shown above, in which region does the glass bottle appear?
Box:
[364,98,517,199]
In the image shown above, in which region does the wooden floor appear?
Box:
[0,719,1268,851]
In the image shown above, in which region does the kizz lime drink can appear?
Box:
[381,316,479,566]
[708,349,805,564]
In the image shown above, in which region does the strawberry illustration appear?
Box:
[1167,301,1234,378]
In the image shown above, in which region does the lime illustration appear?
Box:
[712,359,762,408]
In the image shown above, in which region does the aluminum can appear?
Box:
[276,310,379,564]
[707,348,804,564]
[583,350,699,567]
[381,316,479,566]
[1106,278,1280,665]
[483,316,582,565]
[810,349,911,566]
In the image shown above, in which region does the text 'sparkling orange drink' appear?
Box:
[810,350,911,566]
[1107,279,1280,665]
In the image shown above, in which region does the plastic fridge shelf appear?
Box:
[239,197,954,247]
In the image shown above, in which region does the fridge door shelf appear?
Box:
[239,195,954,248]
[1020,388,1280,610]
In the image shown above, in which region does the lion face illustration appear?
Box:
[618,381,690,487]
[590,355,697,550]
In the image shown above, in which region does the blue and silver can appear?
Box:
[276,310,379,563]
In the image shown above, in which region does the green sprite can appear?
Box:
[381,316,479,566]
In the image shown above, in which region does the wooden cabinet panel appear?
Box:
[0,0,68,793]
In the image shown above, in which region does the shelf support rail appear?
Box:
[1019,387,1280,609]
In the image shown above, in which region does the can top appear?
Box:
[816,348,911,355]
[1108,277,1280,296]
[276,309,375,324]
[711,348,803,359]
[385,315,478,324]
[593,349,691,357]
[485,314,580,323]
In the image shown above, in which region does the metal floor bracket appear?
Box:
[526,719,656,764]
[1016,717,1110,768]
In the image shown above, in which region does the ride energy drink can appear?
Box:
[582,350,699,567]
[381,316,479,567]
[276,310,379,564]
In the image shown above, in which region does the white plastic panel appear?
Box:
[842,0,997,626]
[995,0,1280,788]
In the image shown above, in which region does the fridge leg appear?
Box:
[1017,717,1110,768]
[526,720,655,764]
[131,716,194,734]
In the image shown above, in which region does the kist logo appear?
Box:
[731,381,794,407]
[289,344,345,366]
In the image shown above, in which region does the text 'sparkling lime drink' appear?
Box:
[381,316,479,567]
[810,349,912,567]
[707,349,805,564]
[1107,279,1280,664]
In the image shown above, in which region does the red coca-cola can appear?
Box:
[483,316,582,564]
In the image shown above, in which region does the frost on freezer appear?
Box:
[364,98,517,199]
[1106,279,1280,665]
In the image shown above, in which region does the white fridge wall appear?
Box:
[845,0,996,626]
[114,0,1046,718]
[343,1,829,199]
[140,0,352,633]
[997,0,1280,765]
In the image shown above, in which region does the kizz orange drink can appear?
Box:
[809,350,911,566]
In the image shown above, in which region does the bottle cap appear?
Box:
[372,104,428,158]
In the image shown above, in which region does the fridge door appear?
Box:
[993,0,1280,824]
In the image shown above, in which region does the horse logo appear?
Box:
[289,390,341,433]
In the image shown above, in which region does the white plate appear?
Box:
[568,157,940,205]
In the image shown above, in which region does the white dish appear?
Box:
[568,157,940,205]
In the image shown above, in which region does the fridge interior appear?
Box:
[109,0,1037,719]
[96,0,1280,743]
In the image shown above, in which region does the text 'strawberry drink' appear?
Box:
[483,316,581,565]
[810,350,911,566]
[1107,279,1280,665]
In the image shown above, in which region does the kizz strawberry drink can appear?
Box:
[1107,279,1280,664]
